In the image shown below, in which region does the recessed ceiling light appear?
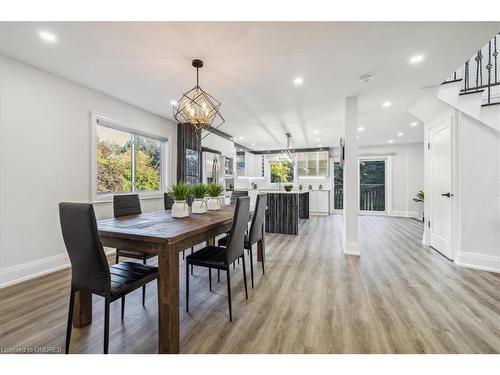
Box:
[356,136,360,140]
[251,142,256,146]
[318,144,322,147]
[239,136,244,140]
[382,101,392,108]
[388,139,394,144]
[315,138,321,142]
[357,127,364,132]
[170,100,177,106]
[409,54,425,65]
[410,122,419,127]
[313,130,319,134]
[359,74,373,83]
[293,77,304,86]
[397,132,404,137]
[39,31,57,43]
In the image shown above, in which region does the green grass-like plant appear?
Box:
[190,183,207,199]
[166,181,190,201]
[206,183,224,198]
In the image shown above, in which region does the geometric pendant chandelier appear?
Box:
[173,59,225,136]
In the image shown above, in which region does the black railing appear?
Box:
[443,33,500,106]
[360,184,385,212]
[334,185,343,210]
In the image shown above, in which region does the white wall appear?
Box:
[455,112,500,271]
[358,143,425,219]
[0,55,177,287]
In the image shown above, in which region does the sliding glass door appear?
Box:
[359,159,386,212]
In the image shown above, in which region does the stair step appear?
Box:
[481,101,500,107]
[441,79,463,85]
[459,89,485,96]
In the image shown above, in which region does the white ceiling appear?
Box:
[0,22,498,149]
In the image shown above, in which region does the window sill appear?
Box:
[93,192,165,205]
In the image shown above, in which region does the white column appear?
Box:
[343,96,360,255]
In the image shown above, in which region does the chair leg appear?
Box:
[241,254,248,300]
[115,252,119,264]
[142,257,147,306]
[185,261,189,313]
[209,268,212,291]
[217,269,220,283]
[191,247,194,254]
[249,247,254,288]
[191,264,193,275]
[121,296,125,321]
[226,267,232,322]
[182,250,185,260]
[65,288,76,354]
[260,240,265,275]
[104,299,110,354]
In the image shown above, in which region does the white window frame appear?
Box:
[91,113,170,203]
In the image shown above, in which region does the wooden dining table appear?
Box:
[71,204,264,354]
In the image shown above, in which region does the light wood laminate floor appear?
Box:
[1,215,499,354]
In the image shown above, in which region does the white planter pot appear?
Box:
[219,196,225,207]
[207,197,221,211]
[191,198,207,214]
[171,200,189,218]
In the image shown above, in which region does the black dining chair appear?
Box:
[230,190,248,204]
[113,194,156,306]
[218,193,267,288]
[185,196,250,321]
[59,203,158,354]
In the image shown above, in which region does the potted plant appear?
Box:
[190,183,207,214]
[166,182,190,218]
[413,190,424,202]
[206,183,224,211]
[284,184,293,192]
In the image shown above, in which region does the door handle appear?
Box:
[441,192,454,197]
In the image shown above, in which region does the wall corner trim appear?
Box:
[343,240,361,256]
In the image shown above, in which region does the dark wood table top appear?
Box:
[98,205,237,244]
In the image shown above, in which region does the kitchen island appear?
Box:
[262,190,309,235]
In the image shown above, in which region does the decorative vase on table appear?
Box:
[206,183,224,211]
[166,182,191,218]
[190,183,208,214]
[172,200,189,217]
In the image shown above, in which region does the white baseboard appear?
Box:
[455,251,500,273]
[342,240,361,256]
[0,248,116,288]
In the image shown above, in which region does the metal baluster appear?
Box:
[494,34,498,84]
[475,50,481,90]
[464,61,469,92]
[486,40,493,105]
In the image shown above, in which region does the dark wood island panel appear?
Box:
[265,191,309,235]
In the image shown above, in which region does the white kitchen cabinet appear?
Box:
[308,190,329,214]
[297,151,329,177]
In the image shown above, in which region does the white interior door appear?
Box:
[429,120,454,259]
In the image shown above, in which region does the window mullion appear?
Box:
[131,133,136,193]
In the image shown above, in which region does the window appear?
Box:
[359,159,385,212]
[297,151,329,177]
[270,161,294,183]
[95,119,168,197]
[333,162,343,210]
